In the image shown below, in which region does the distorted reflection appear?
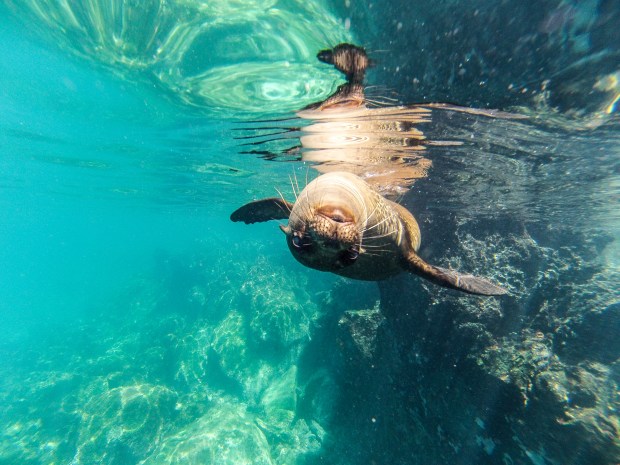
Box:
[237,43,526,198]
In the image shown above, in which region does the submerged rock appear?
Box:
[241,256,320,352]
[338,304,385,360]
[143,402,274,465]
[143,394,325,465]
[73,382,178,464]
[277,190,617,465]
[259,366,298,432]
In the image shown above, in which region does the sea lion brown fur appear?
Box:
[317,43,369,84]
[231,171,507,296]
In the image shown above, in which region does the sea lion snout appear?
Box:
[309,214,359,247]
[281,205,362,273]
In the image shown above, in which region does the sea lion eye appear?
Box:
[292,235,303,248]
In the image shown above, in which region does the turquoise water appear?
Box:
[1,2,619,465]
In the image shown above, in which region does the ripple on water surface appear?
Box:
[5,0,353,115]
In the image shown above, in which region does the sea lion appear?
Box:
[230,171,507,296]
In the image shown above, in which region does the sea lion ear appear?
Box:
[230,198,293,224]
[404,251,508,296]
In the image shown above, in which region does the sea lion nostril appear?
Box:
[292,233,312,250]
[347,248,359,260]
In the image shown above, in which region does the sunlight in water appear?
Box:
[174,62,341,113]
[6,0,353,113]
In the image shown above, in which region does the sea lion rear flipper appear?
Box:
[404,252,507,296]
[230,198,293,224]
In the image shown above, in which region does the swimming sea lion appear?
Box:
[230,171,507,296]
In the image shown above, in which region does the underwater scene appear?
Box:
[0,1,618,464]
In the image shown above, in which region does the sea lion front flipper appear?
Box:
[404,252,507,296]
[230,198,293,224]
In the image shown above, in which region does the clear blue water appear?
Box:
[1,2,618,465]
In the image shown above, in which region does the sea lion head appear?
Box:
[317,43,369,84]
[305,43,368,112]
[279,173,367,272]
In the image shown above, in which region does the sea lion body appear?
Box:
[231,171,507,295]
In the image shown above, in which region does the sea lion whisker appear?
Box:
[364,97,392,107]
[293,171,302,198]
[299,186,314,223]
[274,187,292,213]
[365,85,399,97]
[360,202,382,231]
[288,175,299,200]
[366,208,394,229]
[288,207,307,224]
[360,250,380,257]
[359,241,392,248]
[363,228,399,241]
[289,201,308,221]
[361,248,390,257]
[360,231,396,250]
[361,213,392,234]
[359,243,385,254]
[365,92,400,103]
[364,226,397,237]
[365,248,389,255]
